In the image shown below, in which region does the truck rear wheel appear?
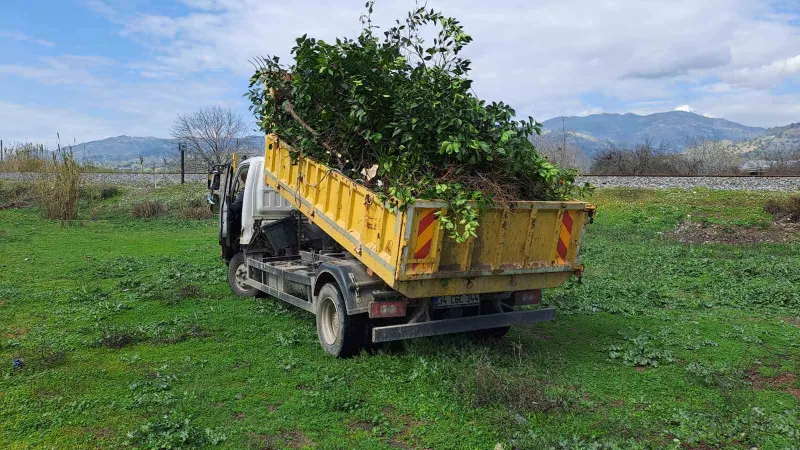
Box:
[227,253,258,297]
[316,283,364,357]
[472,299,514,340]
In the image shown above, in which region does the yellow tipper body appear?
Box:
[263,134,595,298]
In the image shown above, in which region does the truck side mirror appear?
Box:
[208,171,221,191]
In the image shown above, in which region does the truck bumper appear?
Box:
[371,308,556,343]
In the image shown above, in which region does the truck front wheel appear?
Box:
[316,283,365,357]
[227,253,258,297]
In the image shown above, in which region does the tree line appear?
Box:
[531,130,800,176]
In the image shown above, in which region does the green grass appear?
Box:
[1,184,799,449]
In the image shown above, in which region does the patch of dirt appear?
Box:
[233,412,246,421]
[781,316,800,328]
[33,386,60,398]
[388,413,427,450]
[785,388,800,399]
[6,327,28,338]
[747,370,799,399]
[90,427,114,441]
[178,284,203,298]
[0,300,7,307]
[348,420,373,432]
[234,359,253,369]
[664,220,800,245]
[246,431,315,449]
[680,442,715,450]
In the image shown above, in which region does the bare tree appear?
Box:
[530,130,589,171]
[171,106,248,168]
[683,137,741,175]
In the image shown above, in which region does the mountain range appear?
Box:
[71,135,265,168]
[540,111,768,155]
[66,111,795,167]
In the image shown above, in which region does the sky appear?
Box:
[0,0,798,146]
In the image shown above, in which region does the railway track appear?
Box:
[576,175,800,191]
[2,171,799,191]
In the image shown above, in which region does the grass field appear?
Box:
[1,183,799,449]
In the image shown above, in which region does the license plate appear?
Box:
[432,294,480,308]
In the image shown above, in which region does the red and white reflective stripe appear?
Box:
[556,211,575,265]
[411,209,436,272]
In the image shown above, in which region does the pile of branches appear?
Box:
[248,2,589,241]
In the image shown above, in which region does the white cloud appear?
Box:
[109,0,799,123]
[0,101,117,146]
[578,107,605,116]
[674,105,696,113]
[0,52,237,144]
[0,55,115,87]
[3,0,798,143]
[724,54,800,88]
[0,31,55,47]
[690,89,800,127]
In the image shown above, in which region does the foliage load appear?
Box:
[248,3,588,240]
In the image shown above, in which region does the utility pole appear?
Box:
[179,142,186,184]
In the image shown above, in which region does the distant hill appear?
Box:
[68,112,785,167]
[72,136,178,164]
[71,135,266,167]
[541,111,767,156]
[737,123,800,157]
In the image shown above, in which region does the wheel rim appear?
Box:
[320,297,339,345]
[234,262,249,291]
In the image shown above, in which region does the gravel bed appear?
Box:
[0,172,207,187]
[577,176,800,192]
[2,172,798,192]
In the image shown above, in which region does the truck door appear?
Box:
[219,163,235,260]
[220,162,250,261]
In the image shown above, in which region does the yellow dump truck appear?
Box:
[208,134,595,356]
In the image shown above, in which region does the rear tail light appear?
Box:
[369,300,407,318]
[513,289,542,306]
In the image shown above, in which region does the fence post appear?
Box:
[179,142,185,184]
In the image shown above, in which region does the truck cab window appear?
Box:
[233,167,248,196]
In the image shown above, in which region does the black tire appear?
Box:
[315,283,365,357]
[472,299,514,340]
[227,253,259,297]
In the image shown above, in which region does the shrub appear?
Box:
[95,326,146,349]
[80,184,121,201]
[764,196,800,223]
[125,414,226,449]
[248,3,588,242]
[34,149,83,223]
[462,360,579,412]
[0,182,36,209]
[131,200,168,219]
[180,205,213,220]
[0,142,50,172]
[17,341,68,370]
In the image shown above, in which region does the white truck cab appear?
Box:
[235,157,294,245]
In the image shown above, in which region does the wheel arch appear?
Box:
[313,260,385,315]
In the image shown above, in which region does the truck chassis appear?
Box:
[239,248,555,352]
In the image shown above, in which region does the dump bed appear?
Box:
[263,134,595,298]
